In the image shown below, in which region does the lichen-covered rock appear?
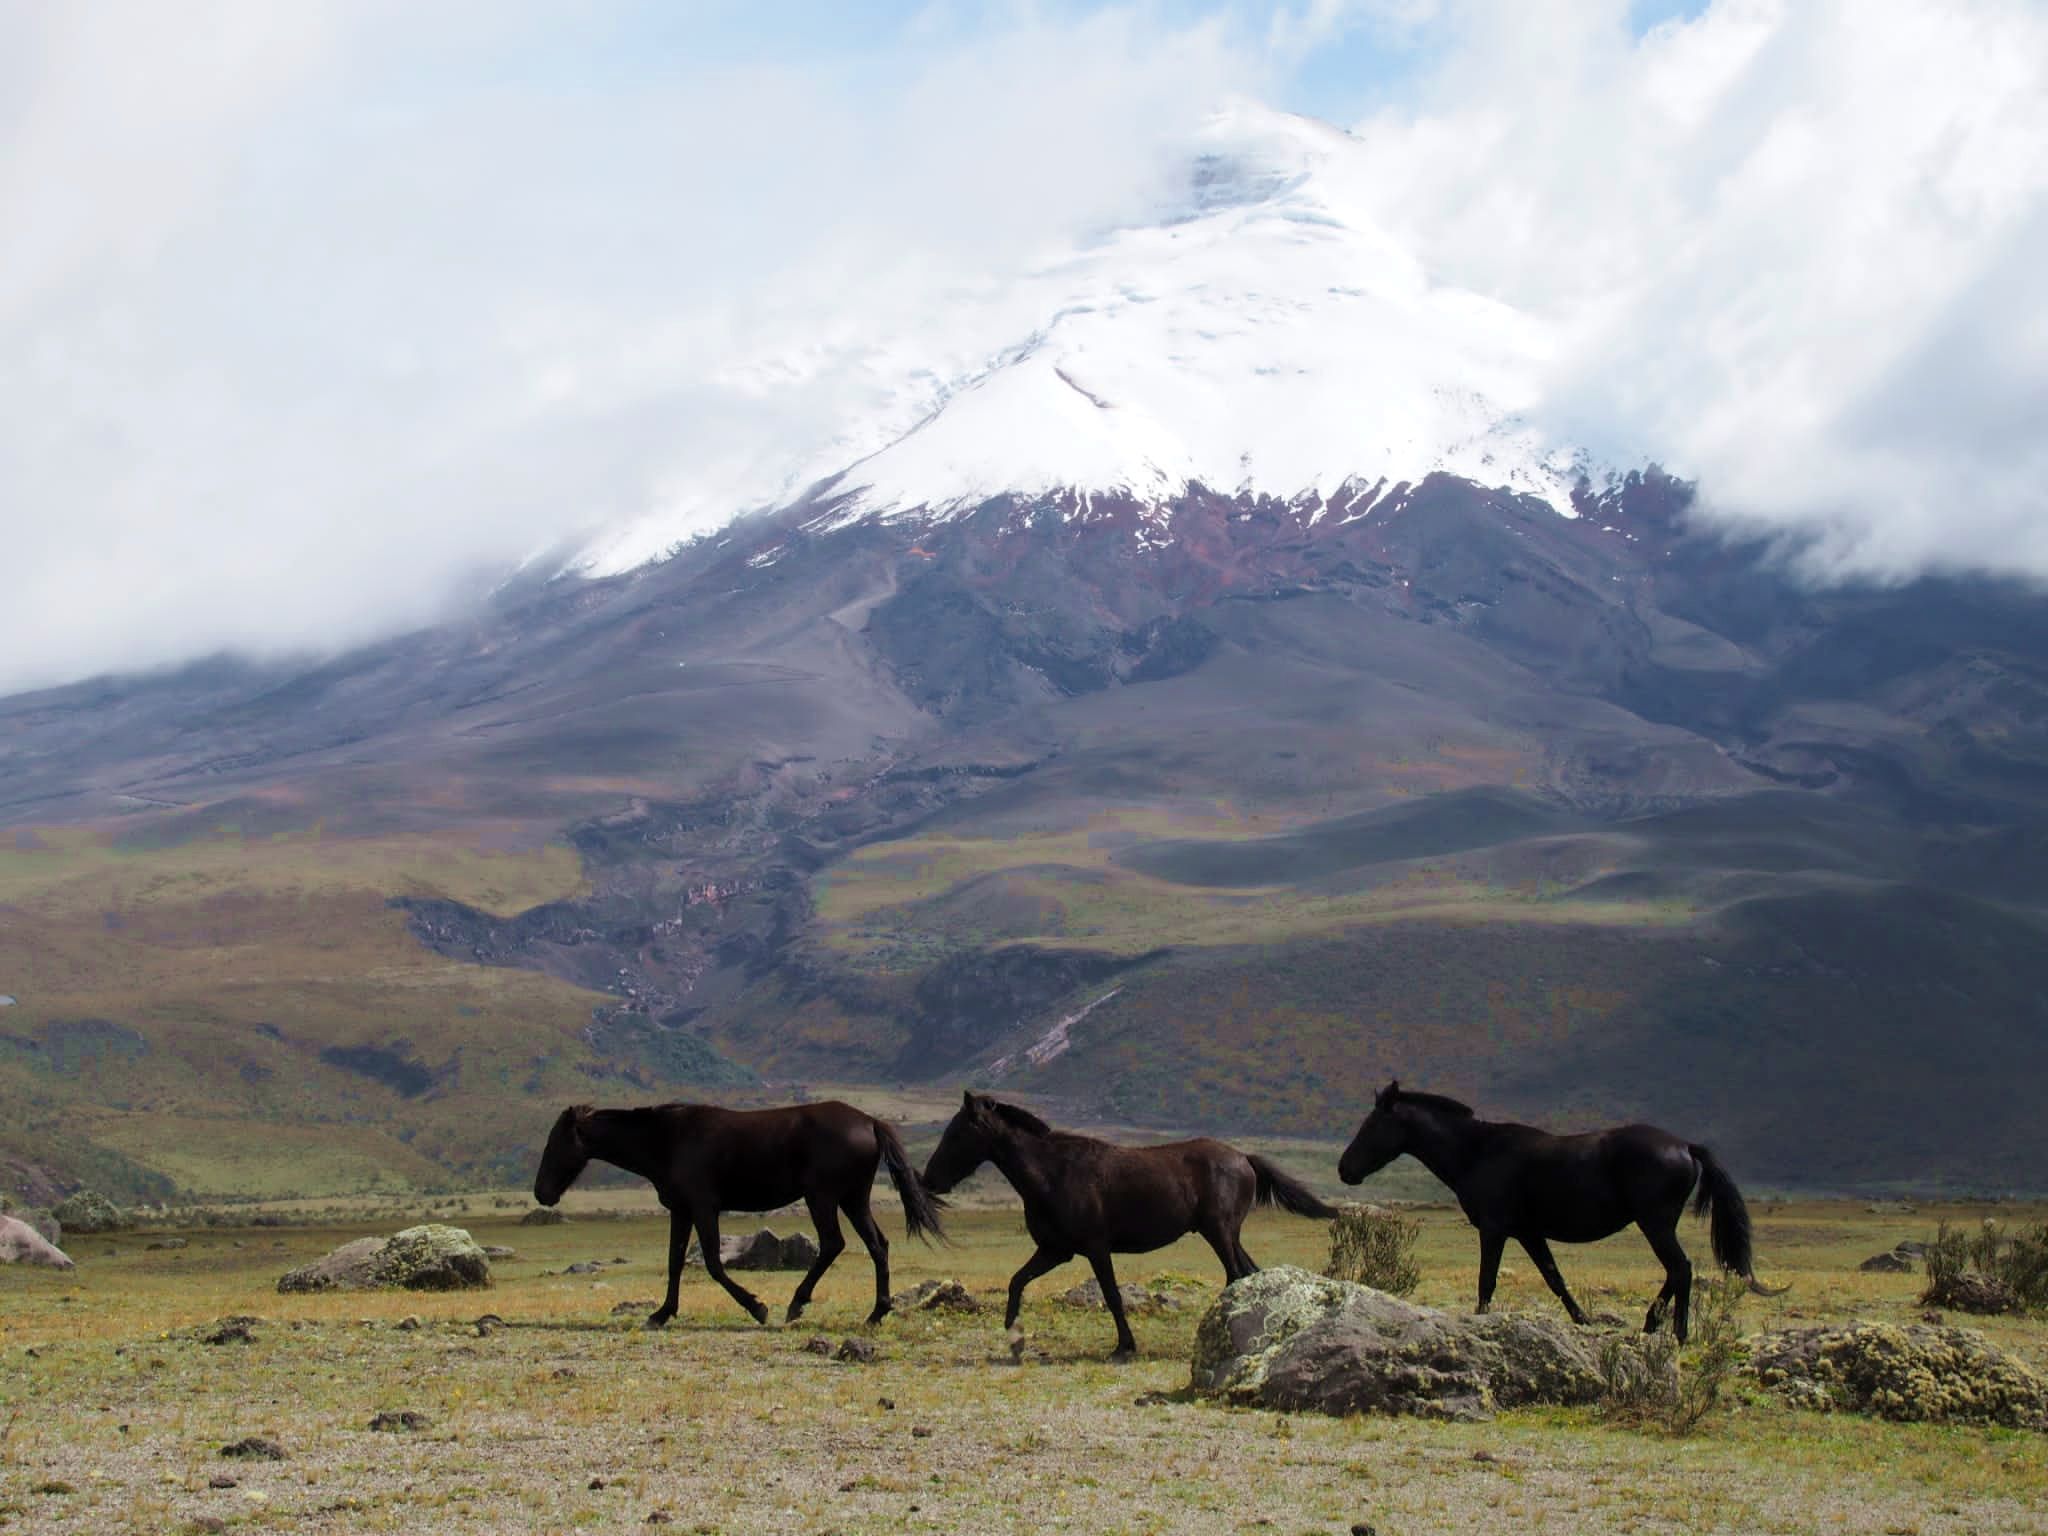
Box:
[1189,1266,1604,1422]
[1750,1322,2047,1430]
[1060,1277,1195,1313]
[0,1213,74,1270]
[891,1278,982,1313]
[1925,1271,2019,1316]
[52,1190,126,1235]
[519,1207,565,1226]
[277,1225,491,1294]
[686,1228,820,1271]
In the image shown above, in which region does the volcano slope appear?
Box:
[4,470,2047,1196]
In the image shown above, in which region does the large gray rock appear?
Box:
[686,1228,820,1271]
[278,1224,492,1294]
[52,1190,126,1235]
[1189,1266,1604,1423]
[0,1214,74,1270]
[1751,1321,2047,1430]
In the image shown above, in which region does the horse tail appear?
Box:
[1690,1143,1789,1296]
[1249,1155,1340,1220]
[875,1118,946,1244]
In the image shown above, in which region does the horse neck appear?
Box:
[983,1123,1062,1210]
[1401,1108,1487,1191]
[580,1108,667,1183]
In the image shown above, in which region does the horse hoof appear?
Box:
[785,1303,807,1324]
[748,1303,770,1326]
[865,1306,891,1327]
[1109,1347,1137,1364]
[644,1313,672,1331]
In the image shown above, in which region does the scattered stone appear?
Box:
[1752,1321,2047,1429]
[588,1478,607,1491]
[565,1261,603,1275]
[612,1299,660,1316]
[911,1424,933,1438]
[220,1436,288,1461]
[368,1410,431,1433]
[473,1313,507,1337]
[208,1474,238,1489]
[836,1337,878,1364]
[685,1228,821,1271]
[520,1207,566,1226]
[32,1480,75,1496]
[203,1320,257,1346]
[876,1396,895,1410]
[482,1245,517,1260]
[1471,1449,1497,1463]
[803,1336,834,1356]
[1351,1524,1378,1536]
[396,1315,421,1331]
[1895,1239,1927,1257]
[610,1256,629,1265]
[1133,1390,1173,1407]
[0,1213,74,1270]
[52,1190,126,1235]
[1859,1250,1915,1273]
[1060,1277,1191,1313]
[190,1519,228,1535]
[890,1278,982,1314]
[645,1512,674,1525]
[277,1225,491,1294]
[1926,1270,2021,1316]
[147,1237,189,1251]
[1189,1266,1606,1422]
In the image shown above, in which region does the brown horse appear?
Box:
[920,1093,1339,1357]
[533,1100,944,1328]
[1338,1081,1786,1342]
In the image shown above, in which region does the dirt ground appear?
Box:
[3,1195,2045,1534]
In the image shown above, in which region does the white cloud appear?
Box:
[3,0,2045,697]
[1338,0,2048,581]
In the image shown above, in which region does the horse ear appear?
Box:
[962,1090,975,1109]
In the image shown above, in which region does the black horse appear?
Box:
[1338,1081,1785,1341]
[921,1092,1338,1357]
[533,1100,944,1328]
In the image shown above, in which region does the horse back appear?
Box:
[1054,1136,1251,1253]
[1476,1122,1697,1243]
[680,1100,880,1211]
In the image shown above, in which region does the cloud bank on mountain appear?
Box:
[1,0,2043,694]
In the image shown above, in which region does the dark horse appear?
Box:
[533,1100,944,1328]
[921,1092,1339,1357]
[1338,1081,1785,1341]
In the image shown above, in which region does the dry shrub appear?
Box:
[1323,1204,1420,1296]
[1922,1219,2048,1314]
[1599,1274,1747,1435]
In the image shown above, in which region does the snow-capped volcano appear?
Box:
[577,104,1579,576]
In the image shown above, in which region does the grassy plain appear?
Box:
[3,1194,2044,1535]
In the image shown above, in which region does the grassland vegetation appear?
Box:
[1324,1204,1422,1296]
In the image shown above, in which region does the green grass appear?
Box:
[2,1199,2043,1534]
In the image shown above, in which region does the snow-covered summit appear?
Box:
[577,103,1579,575]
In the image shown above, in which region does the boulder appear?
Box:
[277,1224,491,1294]
[519,1207,565,1226]
[1751,1321,2046,1429]
[0,1213,74,1270]
[52,1190,126,1235]
[686,1228,820,1271]
[1189,1266,1604,1423]
[1061,1277,1191,1313]
[891,1278,982,1314]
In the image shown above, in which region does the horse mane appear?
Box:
[1395,1089,1476,1118]
[987,1099,1054,1137]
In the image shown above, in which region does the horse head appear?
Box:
[1338,1079,1408,1185]
[921,1091,1008,1194]
[533,1104,595,1206]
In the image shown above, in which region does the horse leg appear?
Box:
[1233,1241,1260,1277]
[1085,1248,1139,1360]
[1197,1218,1245,1284]
[648,1206,691,1329]
[694,1209,769,1325]
[1642,1222,1693,1343]
[842,1195,892,1326]
[1005,1244,1070,1331]
[1475,1229,1505,1314]
[784,1193,847,1324]
[1518,1235,1590,1326]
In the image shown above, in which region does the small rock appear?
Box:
[588,1477,607,1491]
[220,1436,287,1461]
[189,1519,228,1534]
[1472,1448,1497,1463]
[911,1424,932,1438]
[147,1237,190,1251]
[368,1410,430,1432]
[396,1315,421,1331]
[875,1395,895,1410]
[1351,1525,1378,1536]
[1859,1250,1914,1273]
[835,1337,878,1364]
[208,1475,238,1489]
[203,1321,257,1346]
[803,1336,834,1356]
[482,1245,517,1260]
[33,1479,76,1496]
[1133,1390,1172,1407]
[890,1277,982,1314]
[565,1261,603,1275]
[520,1207,566,1226]
[473,1314,507,1337]
[645,1514,674,1526]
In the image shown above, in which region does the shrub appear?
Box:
[1323,1204,1420,1296]
[1599,1275,1747,1435]
[1922,1220,2048,1314]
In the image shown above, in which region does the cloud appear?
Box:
[0,1,1258,694]
[1338,0,2048,581]
[3,0,2045,697]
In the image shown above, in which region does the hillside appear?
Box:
[5,461,2048,1198]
